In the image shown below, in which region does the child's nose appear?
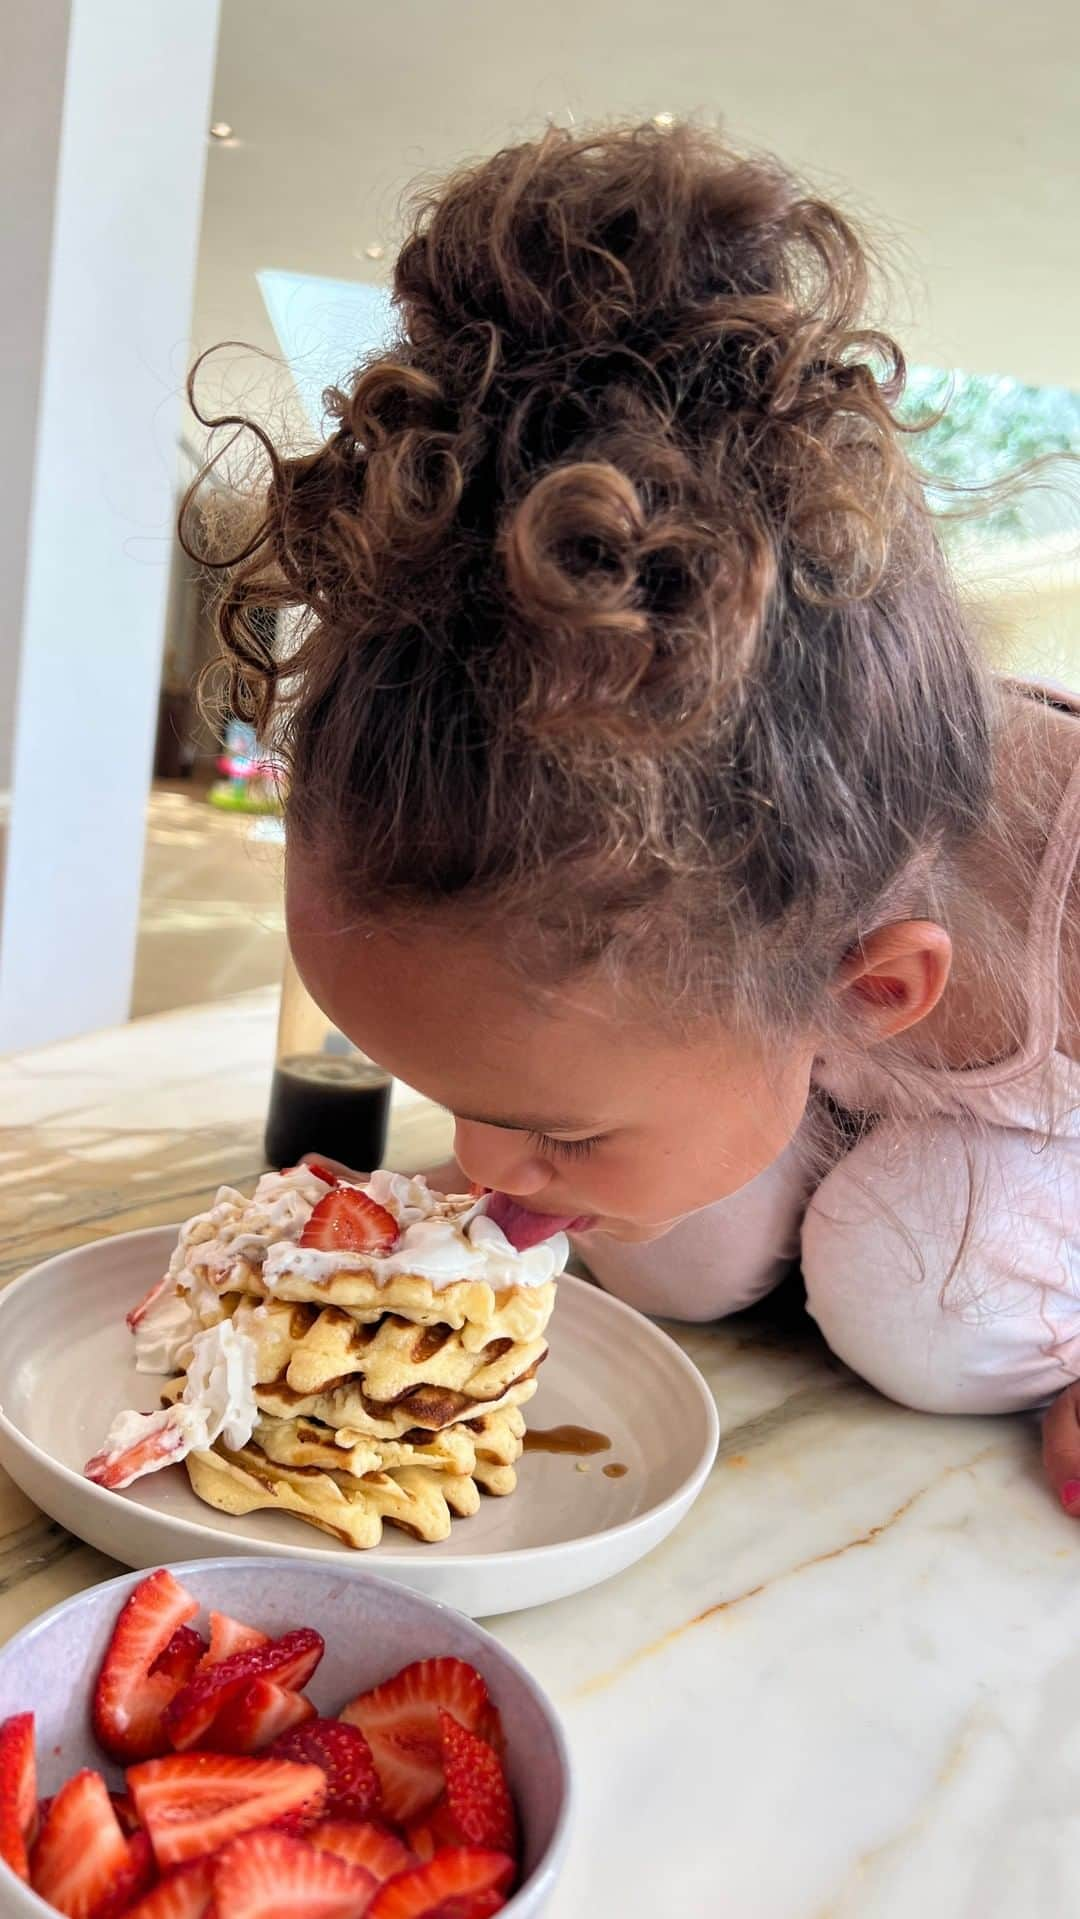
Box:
[453,1120,550,1196]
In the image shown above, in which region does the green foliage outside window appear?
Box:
[896,366,1080,547]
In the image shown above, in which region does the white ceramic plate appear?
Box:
[0,1227,718,1617]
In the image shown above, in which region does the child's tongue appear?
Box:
[485,1191,581,1251]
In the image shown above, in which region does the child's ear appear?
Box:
[835,921,952,1040]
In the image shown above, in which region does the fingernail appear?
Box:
[1060,1480,1080,1511]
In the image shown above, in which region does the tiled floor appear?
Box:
[131,783,286,1018]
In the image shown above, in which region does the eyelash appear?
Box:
[527,1132,602,1162]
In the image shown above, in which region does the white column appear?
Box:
[0,4,71,804]
[0,0,221,1052]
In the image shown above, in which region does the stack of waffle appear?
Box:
[177,1264,552,1549]
[87,1168,565,1551]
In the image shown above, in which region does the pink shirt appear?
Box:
[577,682,1080,1328]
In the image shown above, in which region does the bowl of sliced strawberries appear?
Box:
[0,1558,570,1919]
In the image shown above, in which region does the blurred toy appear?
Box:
[208,719,284,814]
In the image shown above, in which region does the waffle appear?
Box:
[254,1299,545,1412]
[230,1261,556,1341]
[186,1440,481,1549]
[163,1369,526,1480]
[470,1403,528,1497]
[248,1412,476,1479]
[253,1374,539,1442]
[185,1399,527,1548]
[225,1293,547,1434]
[97,1166,563,1552]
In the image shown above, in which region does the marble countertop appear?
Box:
[3,989,1079,1917]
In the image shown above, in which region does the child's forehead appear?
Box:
[289,862,764,1051]
[290,904,618,1038]
[293,894,775,1102]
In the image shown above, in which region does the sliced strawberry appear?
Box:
[339,1660,495,1824]
[124,1856,215,1918]
[404,1807,455,1866]
[29,1770,130,1917]
[478,1705,506,1761]
[201,1612,270,1668]
[435,1714,516,1858]
[227,1632,324,1695]
[402,1705,518,1875]
[211,1680,316,1755]
[93,1571,200,1764]
[126,1753,326,1869]
[269,1800,324,1841]
[109,1791,142,1836]
[271,1719,382,1822]
[165,1628,324,1750]
[309,1822,416,1883]
[0,1711,36,1881]
[210,1829,376,1919]
[299,1159,340,1188]
[91,1829,157,1919]
[366,1848,514,1919]
[84,1417,189,1492]
[299,1189,397,1255]
[151,1626,207,1686]
[126,1274,173,1333]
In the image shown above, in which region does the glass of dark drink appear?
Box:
[264,954,392,1173]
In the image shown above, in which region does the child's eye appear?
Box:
[527,1132,602,1162]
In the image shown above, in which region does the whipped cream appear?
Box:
[95,1320,258,1488]
[183,1317,258,1451]
[262,1174,568,1292]
[157,1165,566,1299]
[162,1166,333,1298]
[132,1289,197,1375]
[132,1268,229,1375]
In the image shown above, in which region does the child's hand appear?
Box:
[1042,1384,1080,1514]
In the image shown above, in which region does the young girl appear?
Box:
[193,123,1080,1511]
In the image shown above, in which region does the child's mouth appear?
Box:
[485,1191,596,1250]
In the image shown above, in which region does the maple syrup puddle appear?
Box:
[603,1462,629,1478]
[523,1424,612,1457]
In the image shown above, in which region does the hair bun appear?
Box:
[194,123,916,757]
[395,123,807,357]
[500,455,774,745]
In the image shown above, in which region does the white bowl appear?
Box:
[0,1558,572,1918]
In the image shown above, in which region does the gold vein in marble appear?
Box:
[577,1448,998,1698]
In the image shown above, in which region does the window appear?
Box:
[899,365,1080,551]
[257,269,394,431]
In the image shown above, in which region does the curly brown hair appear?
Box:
[187,121,994,1032]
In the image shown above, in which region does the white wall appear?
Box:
[0,0,221,1052]
[0,3,71,798]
